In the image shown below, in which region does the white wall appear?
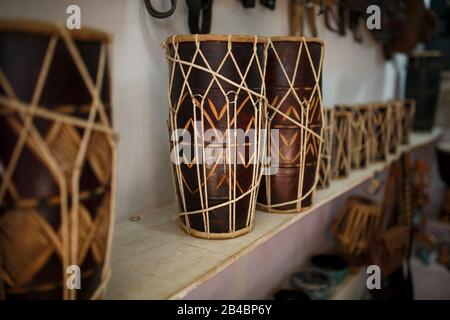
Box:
[0,0,399,219]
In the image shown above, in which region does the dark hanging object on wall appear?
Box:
[186,0,213,34]
[324,0,367,43]
[144,0,177,18]
[384,0,438,59]
[368,0,406,45]
[0,20,116,300]
[260,0,276,10]
[405,51,443,131]
[143,0,213,34]
[324,0,345,36]
[289,0,316,37]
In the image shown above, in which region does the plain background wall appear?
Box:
[0,0,400,219]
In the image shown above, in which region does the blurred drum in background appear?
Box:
[371,103,390,162]
[331,109,351,179]
[317,108,333,189]
[0,20,116,299]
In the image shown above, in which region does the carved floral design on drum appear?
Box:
[0,20,116,300]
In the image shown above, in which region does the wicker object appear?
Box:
[0,20,116,300]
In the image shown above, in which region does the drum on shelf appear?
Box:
[258,36,324,213]
[317,108,333,189]
[338,104,372,170]
[332,196,381,265]
[387,100,402,154]
[331,109,351,179]
[164,35,268,238]
[370,103,390,162]
[401,99,416,145]
[0,20,116,300]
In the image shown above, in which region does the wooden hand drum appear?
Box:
[258,36,324,213]
[317,108,333,189]
[338,104,372,170]
[165,35,267,239]
[0,20,116,299]
[331,109,351,179]
[387,100,402,154]
[370,103,390,162]
[332,196,381,265]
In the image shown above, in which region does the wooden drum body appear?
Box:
[258,37,324,213]
[387,100,402,154]
[339,105,372,170]
[332,196,381,265]
[317,108,333,189]
[371,103,390,162]
[331,109,351,179]
[165,35,267,238]
[0,21,116,299]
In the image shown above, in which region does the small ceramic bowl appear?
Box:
[290,269,333,300]
[311,254,348,285]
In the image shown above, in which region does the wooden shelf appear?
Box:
[331,268,366,300]
[106,129,442,300]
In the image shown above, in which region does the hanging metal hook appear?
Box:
[144,0,177,19]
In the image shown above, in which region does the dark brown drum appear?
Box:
[338,105,372,170]
[406,51,442,131]
[0,20,116,299]
[401,99,416,145]
[332,109,351,179]
[165,35,267,238]
[371,103,389,162]
[258,36,324,213]
[388,100,402,154]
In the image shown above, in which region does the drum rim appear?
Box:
[165,34,268,44]
[269,35,324,45]
[0,19,111,43]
